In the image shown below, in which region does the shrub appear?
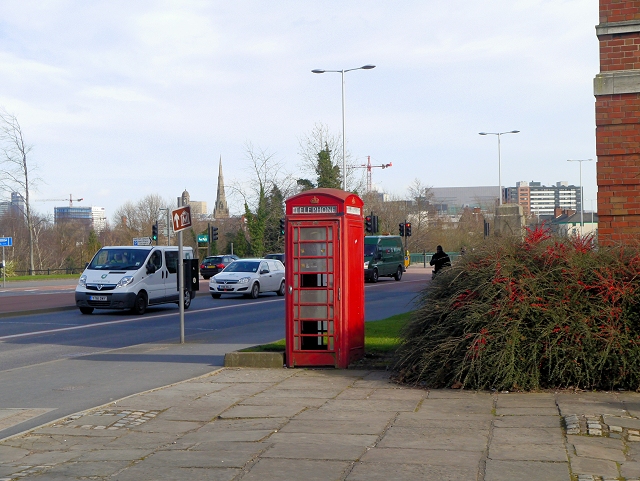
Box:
[394,226,640,391]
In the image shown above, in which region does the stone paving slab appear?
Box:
[7,368,640,481]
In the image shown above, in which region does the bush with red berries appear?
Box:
[395,226,640,391]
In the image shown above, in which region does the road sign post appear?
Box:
[171,205,192,344]
[0,237,12,288]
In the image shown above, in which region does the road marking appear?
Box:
[0,298,283,341]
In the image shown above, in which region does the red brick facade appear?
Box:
[596,1,640,244]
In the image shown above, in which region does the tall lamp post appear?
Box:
[567,158,593,235]
[479,130,520,205]
[312,64,376,191]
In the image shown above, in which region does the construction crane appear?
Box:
[34,194,84,207]
[356,156,392,192]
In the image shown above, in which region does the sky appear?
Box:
[0,0,600,221]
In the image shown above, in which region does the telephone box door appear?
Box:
[288,221,340,367]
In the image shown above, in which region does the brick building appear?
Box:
[595,1,640,244]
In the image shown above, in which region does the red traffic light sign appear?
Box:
[171,205,192,233]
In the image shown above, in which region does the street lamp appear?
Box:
[567,159,593,235]
[479,130,520,205]
[312,64,376,191]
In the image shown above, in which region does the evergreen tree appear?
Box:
[315,145,341,189]
[264,185,285,253]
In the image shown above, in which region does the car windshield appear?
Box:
[88,248,151,270]
[364,244,377,257]
[222,261,260,273]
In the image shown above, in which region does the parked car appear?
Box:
[264,253,285,265]
[210,258,285,299]
[200,255,239,279]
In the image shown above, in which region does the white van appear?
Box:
[75,245,194,315]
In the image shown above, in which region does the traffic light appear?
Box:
[399,222,405,237]
[280,218,285,236]
[365,216,373,233]
[372,215,379,234]
[405,222,412,237]
[211,225,219,241]
[152,222,158,242]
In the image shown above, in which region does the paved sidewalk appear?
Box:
[2,368,640,481]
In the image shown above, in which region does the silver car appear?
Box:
[209,258,285,299]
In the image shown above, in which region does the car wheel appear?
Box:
[372,269,379,283]
[79,307,94,315]
[131,292,148,315]
[394,266,403,281]
[277,280,285,296]
[250,282,260,299]
[183,290,192,309]
[211,293,221,299]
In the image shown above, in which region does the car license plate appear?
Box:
[90,295,107,301]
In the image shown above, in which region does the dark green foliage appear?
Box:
[263,185,285,253]
[316,146,341,189]
[395,226,640,391]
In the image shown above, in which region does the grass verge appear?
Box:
[4,274,80,282]
[241,312,412,369]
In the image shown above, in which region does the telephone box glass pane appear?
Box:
[300,259,327,272]
[300,274,327,287]
[328,227,333,240]
[300,305,328,319]
[328,259,333,273]
[300,243,327,256]
[301,290,327,303]
[294,244,299,256]
[300,228,326,241]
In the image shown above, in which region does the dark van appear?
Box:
[364,236,405,282]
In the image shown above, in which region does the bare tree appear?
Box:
[297,122,365,192]
[0,109,38,273]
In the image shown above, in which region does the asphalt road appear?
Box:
[0,268,430,439]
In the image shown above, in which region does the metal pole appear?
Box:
[2,244,5,288]
[341,69,346,191]
[177,199,185,344]
[497,134,502,206]
[579,161,583,235]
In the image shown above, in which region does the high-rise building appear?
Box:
[505,181,580,218]
[214,156,230,219]
[54,205,107,232]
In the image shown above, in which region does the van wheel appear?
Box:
[394,266,403,281]
[372,269,379,283]
[183,290,192,310]
[80,307,94,315]
[249,282,260,299]
[131,292,148,315]
[211,293,221,299]
[277,280,285,296]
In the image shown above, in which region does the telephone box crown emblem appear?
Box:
[310,196,320,204]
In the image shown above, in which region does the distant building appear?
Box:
[429,186,499,214]
[0,192,26,219]
[505,181,580,218]
[214,156,230,219]
[55,206,107,232]
[549,210,598,238]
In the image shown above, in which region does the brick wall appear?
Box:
[596,1,640,245]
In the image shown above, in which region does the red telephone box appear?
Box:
[284,188,365,368]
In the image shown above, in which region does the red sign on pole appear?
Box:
[171,205,192,233]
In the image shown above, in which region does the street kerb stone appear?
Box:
[394,412,491,430]
[569,455,620,478]
[494,393,556,408]
[377,426,489,451]
[493,415,561,428]
[219,404,305,419]
[603,414,640,430]
[495,407,560,416]
[317,398,420,413]
[262,441,367,461]
[240,457,351,481]
[347,460,478,481]
[484,459,569,481]
[224,352,284,368]
[491,427,564,445]
[278,419,389,435]
[360,446,482,468]
[114,464,241,481]
[489,443,568,462]
[573,444,626,462]
[269,431,379,447]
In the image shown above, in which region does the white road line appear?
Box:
[0,298,283,341]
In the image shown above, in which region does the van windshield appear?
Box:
[88,248,152,270]
[364,244,377,257]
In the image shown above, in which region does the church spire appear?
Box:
[213,156,230,219]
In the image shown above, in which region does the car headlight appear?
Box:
[116,276,134,288]
[238,277,251,284]
[78,275,87,288]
